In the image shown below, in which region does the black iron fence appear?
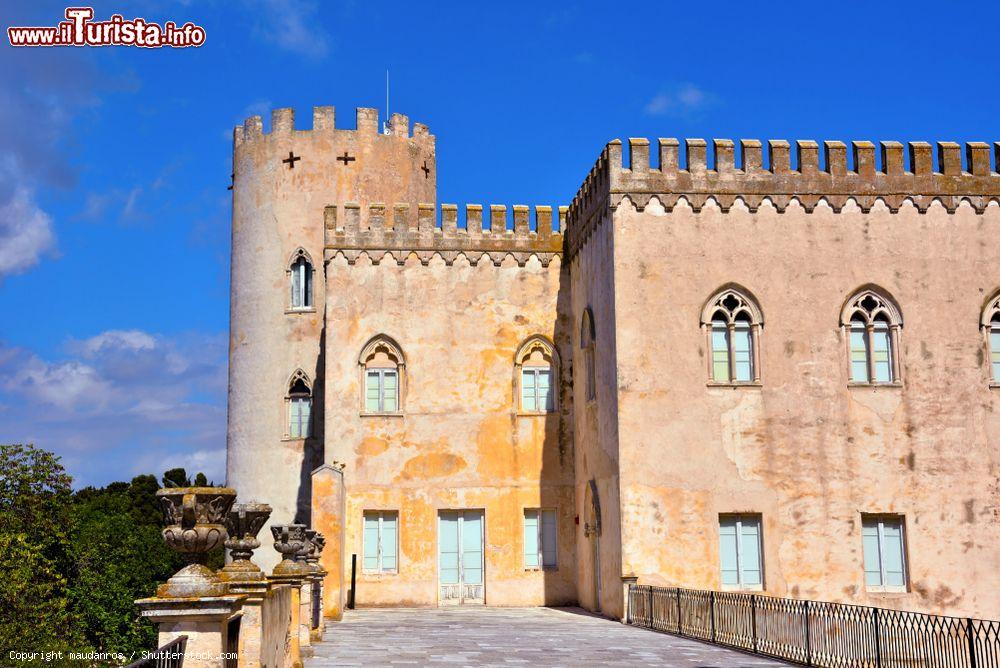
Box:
[124,635,187,668]
[628,585,1000,668]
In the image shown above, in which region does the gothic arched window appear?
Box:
[982,292,1000,385]
[288,248,313,310]
[581,308,596,401]
[286,369,312,439]
[841,287,903,385]
[359,335,405,414]
[701,286,763,385]
[515,335,559,413]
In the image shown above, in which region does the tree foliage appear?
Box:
[0,445,217,656]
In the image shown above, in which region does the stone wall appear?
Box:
[319,203,576,606]
[260,584,292,667]
[571,137,1000,619]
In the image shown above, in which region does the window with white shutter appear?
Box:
[861,515,907,592]
[363,511,398,573]
[523,509,557,570]
[718,514,764,590]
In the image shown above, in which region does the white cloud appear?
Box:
[252,0,330,59]
[77,329,158,356]
[0,186,56,277]
[644,84,712,117]
[0,329,227,487]
[6,357,111,413]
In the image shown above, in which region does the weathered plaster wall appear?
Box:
[569,213,625,618]
[321,253,577,607]
[227,107,434,571]
[612,196,1000,618]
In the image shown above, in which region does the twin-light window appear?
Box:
[703,289,762,385]
[363,511,398,573]
[843,291,901,384]
[523,509,557,569]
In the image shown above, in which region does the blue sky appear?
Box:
[1,0,997,487]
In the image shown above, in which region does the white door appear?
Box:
[438,510,484,605]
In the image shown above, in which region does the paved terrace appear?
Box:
[311,607,791,667]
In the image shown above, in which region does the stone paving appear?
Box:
[310,606,790,667]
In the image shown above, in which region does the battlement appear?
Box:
[233,106,433,146]
[323,203,566,267]
[567,137,1000,259]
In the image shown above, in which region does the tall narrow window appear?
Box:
[982,293,1000,385]
[286,370,312,439]
[523,509,557,570]
[288,249,313,310]
[581,308,596,401]
[861,515,907,592]
[359,335,405,414]
[515,336,559,413]
[841,288,902,385]
[362,510,398,573]
[702,287,763,384]
[718,514,763,590]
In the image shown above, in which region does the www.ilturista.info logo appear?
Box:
[8,7,206,48]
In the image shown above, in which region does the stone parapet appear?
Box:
[233,106,433,146]
[567,137,1000,260]
[323,203,566,267]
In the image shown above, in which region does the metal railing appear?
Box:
[124,635,187,668]
[628,585,1000,668]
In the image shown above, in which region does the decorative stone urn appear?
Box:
[306,532,325,573]
[155,486,237,597]
[271,524,310,577]
[296,529,317,565]
[219,502,272,583]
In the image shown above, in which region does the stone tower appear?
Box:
[227,106,436,569]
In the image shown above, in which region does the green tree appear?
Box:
[67,485,178,653]
[193,471,208,486]
[161,467,190,488]
[0,444,85,653]
[127,474,162,526]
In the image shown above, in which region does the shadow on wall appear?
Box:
[295,322,326,526]
[540,261,577,607]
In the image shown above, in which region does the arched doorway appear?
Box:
[584,479,602,613]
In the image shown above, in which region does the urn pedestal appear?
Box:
[136,486,244,668]
[220,503,273,668]
[268,524,310,668]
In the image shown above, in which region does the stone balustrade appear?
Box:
[135,487,331,668]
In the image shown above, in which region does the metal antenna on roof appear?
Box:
[382,69,391,135]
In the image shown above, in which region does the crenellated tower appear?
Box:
[227,106,436,570]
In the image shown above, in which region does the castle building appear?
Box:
[227,106,1000,620]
